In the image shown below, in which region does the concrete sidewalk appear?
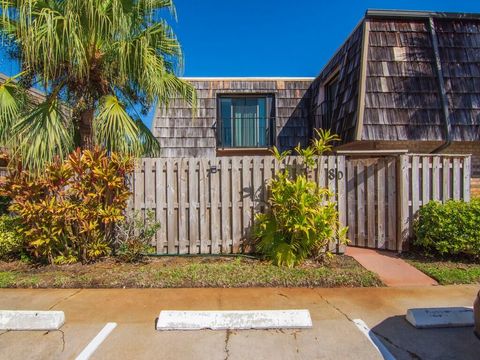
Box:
[346,246,438,286]
[0,286,478,359]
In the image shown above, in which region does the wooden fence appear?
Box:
[129,154,471,254]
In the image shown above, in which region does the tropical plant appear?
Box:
[1,147,134,264]
[255,173,347,267]
[310,129,340,156]
[254,130,347,267]
[0,0,196,171]
[114,210,160,262]
[295,129,341,170]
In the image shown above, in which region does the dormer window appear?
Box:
[217,95,275,148]
[324,74,339,129]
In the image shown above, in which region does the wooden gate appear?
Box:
[344,156,398,250]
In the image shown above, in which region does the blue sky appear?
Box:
[1,0,480,127]
[174,0,480,77]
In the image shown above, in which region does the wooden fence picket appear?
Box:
[156,159,166,253]
[231,157,241,252]
[376,158,386,249]
[188,159,198,254]
[220,157,230,253]
[356,162,366,248]
[387,158,396,250]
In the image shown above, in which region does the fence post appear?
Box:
[133,159,144,214]
[463,156,471,202]
[397,154,409,252]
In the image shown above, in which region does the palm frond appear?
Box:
[151,72,196,109]
[135,0,176,21]
[0,78,23,144]
[116,21,179,78]
[12,98,74,171]
[135,117,160,156]
[94,95,139,154]
[94,94,161,157]
[0,4,18,37]
[114,18,195,108]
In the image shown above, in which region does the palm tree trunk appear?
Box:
[79,108,94,149]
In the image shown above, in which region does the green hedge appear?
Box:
[413,199,480,257]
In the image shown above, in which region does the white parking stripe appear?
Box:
[75,322,117,360]
[353,319,396,360]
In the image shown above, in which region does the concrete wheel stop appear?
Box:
[406,307,474,329]
[156,309,313,330]
[0,310,65,331]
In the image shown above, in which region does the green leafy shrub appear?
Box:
[254,129,347,267]
[413,199,480,257]
[0,215,23,260]
[114,210,160,262]
[1,148,134,264]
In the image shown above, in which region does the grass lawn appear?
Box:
[404,254,480,285]
[0,255,382,288]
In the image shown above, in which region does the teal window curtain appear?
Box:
[218,95,273,148]
[220,98,232,146]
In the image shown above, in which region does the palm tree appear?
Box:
[0,0,195,170]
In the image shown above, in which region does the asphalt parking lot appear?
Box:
[0,285,478,359]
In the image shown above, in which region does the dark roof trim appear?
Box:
[366,9,480,21]
[354,21,369,141]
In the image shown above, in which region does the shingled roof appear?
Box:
[311,9,480,144]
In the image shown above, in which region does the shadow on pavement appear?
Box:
[371,315,480,360]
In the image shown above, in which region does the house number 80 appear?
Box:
[328,169,344,180]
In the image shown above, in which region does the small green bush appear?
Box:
[413,199,480,257]
[255,172,347,267]
[114,210,160,262]
[254,129,347,267]
[0,215,23,260]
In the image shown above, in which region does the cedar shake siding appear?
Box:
[363,18,443,141]
[436,19,480,141]
[310,23,364,143]
[312,10,480,177]
[153,78,313,157]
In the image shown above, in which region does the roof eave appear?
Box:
[180,77,315,81]
[366,9,480,21]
